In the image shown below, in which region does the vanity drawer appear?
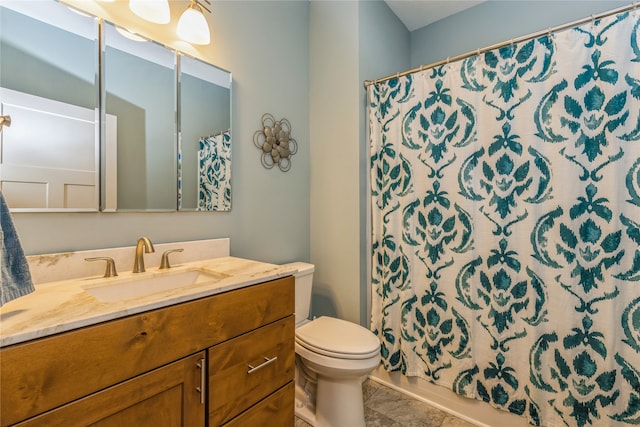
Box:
[222,382,294,427]
[0,276,294,426]
[208,316,295,426]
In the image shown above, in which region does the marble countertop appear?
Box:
[0,256,296,348]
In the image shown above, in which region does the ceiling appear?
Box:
[384,0,486,32]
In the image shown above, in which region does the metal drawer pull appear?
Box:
[247,356,278,374]
[196,358,206,404]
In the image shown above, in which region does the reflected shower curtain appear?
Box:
[368,9,640,427]
[198,131,231,211]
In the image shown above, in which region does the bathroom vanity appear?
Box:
[0,240,296,426]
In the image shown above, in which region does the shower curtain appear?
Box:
[197,131,231,211]
[369,9,640,427]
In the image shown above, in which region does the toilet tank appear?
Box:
[282,262,314,327]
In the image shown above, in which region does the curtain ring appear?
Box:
[446,57,450,64]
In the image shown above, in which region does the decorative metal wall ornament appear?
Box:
[253,113,297,172]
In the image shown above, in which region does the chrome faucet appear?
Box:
[133,237,155,273]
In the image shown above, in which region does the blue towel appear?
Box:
[1,191,35,306]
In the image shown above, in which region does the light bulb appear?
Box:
[177,5,210,45]
[129,0,170,24]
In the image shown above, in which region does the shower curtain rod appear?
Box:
[202,128,230,139]
[364,2,638,87]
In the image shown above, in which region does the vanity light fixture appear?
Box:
[177,0,211,45]
[129,0,170,24]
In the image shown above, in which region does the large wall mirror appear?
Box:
[0,0,232,213]
[103,21,177,211]
[178,54,231,211]
[0,1,99,212]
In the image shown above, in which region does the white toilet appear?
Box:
[284,262,380,427]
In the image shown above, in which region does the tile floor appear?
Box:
[295,379,476,427]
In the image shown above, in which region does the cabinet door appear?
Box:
[209,317,295,426]
[15,352,206,427]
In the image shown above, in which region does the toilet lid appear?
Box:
[295,316,380,358]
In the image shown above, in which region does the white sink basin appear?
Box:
[82,269,228,302]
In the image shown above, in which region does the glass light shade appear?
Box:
[177,6,210,45]
[129,0,170,24]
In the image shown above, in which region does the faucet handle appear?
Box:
[160,249,184,269]
[85,257,118,278]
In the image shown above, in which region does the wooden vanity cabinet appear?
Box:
[13,352,207,427]
[0,276,295,427]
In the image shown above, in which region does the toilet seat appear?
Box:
[295,316,380,360]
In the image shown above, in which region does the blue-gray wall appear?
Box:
[309,0,408,325]
[310,1,361,324]
[410,0,631,68]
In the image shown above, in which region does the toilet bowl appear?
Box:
[296,316,380,426]
[282,262,381,427]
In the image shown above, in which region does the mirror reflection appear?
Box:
[0,1,232,213]
[178,54,231,211]
[104,22,176,211]
[0,2,99,211]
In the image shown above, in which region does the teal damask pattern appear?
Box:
[369,10,640,427]
[197,131,231,211]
